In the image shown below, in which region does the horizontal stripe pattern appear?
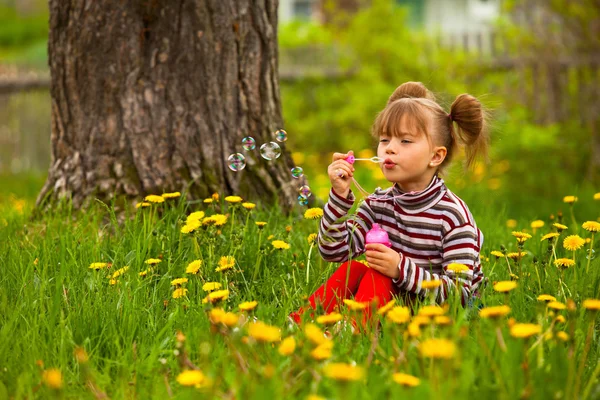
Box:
[318,176,484,306]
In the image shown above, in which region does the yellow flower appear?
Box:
[186,260,202,274]
[305,323,329,346]
[563,196,578,204]
[386,306,411,324]
[541,233,560,241]
[510,323,542,338]
[304,208,324,220]
[419,338,456,359]
[171,278,188,286]
[553,223,568,231]
[411,315,431,326]
[206,289,229,303]
[307,396,325,400]
[173,288,188,299]
[202,282,222,292]
[343,299,368,311]
[278,336,296,356]
[89,262,108,270]
[493,281,517,293]
[555,315,566,323]
[316,312,343,325]
[564,235,585,251]
[418,305,445,317]
[323,363,364,382]
[145,194,165,204]
[547,301,566,310]
[582,221,600,232]
[176,370,206,387]
[594,192,600,200]
[136,202,151,209]
[530,220,545,229]
[42,369,63,389]
[181,223,198,234]
[310,341,333,360]
[239,301,258,311]
[111,266,129,279]
[421,279,443,289]
[145,258,162,265]
[479,305,511,319]
[407,322,421,338]
[209,309,239,327]
[242,202,256,210]
[212,192,220,201]
[446,263,469,273]
[203,198,213,204]
[215,256,235,272]
[225,195,243,203]
[554,258,576,268]
[74,347,89,364]
[506,219,517,228]
[255,221,267,229]
[537,294,557,302]
[248,321,281,342]
[490,251,505,258]
[512,231,532,242]
[392,372,421,387]
[376,299,396,315]
[556,331,569,342]
[162,192,181,199]
[139,267,153,277]
[582,299,600,310]
[434,315,452,326]
[186,211,205,223]
[307,233,318,245]
[272,240,291,250]
[507,252,527,259]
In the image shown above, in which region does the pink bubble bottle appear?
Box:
[365,223,392,248]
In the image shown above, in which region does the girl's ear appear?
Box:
[429,146,447,167]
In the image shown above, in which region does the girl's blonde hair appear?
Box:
[372,81,489,171]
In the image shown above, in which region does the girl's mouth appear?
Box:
[384,159,396,169]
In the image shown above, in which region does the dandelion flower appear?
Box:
[307,233,318,245]
[145,195,165,203]
[507,252,527,259]
[343,299,368,311]
[215,256,235,272]
[248,321,281,342]
[136,202,151,209]
[537,294,556,302]
[541,233,560,241]
[419,338,456,359]
[376,300,396,315]
[554,258,575,268]
[446,263,470,273]
[547,301,566,310]
[479,305,511,319]
[209,309,239,327]
[89,262,108,270]
[493,281,517,293]
[582,221,600,232]
[162,192,181,199]
[272,240,291,250]
[172,288,188,299]
[203,198,213,204]
[323,363,364,382]
[239,301,258,311]
[186,260,202,274]
[145,258,162,265]
[316,312,343,325]
[176,370,206,386]
[555,315,566,323]
[564,235,585,251]
[171,278,188,286]
[180,223,199,234]
[392,373,421,387]
[407,322,421,338]
[582,299,600,310]
[242,202,256,210]
[386,306,411,324]
[418,305,445,317]
[42,369,62,389]
[510,323,541,338]
[310,341,333,360]
[186,211,205,223]
[490,251,505,258]
[305,323,329,346]
[111,266,129,279]
[594,193,600,200]
[434,315,452,326]
[553,223,568,231]
[506,219,517,228]
[556,331,569,341]
[530,220,545,229]
[202,282,221,292]
[224,195,243,203]
[278,336,296,356]
[512,231,532,242]
[139,268,153,277]
[304,208,324,220]
[563,196,578,204]
[206,289,229,303]
[255,221,267,229]
[421,279,443,289]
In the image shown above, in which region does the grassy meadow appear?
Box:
[1,173,599,400]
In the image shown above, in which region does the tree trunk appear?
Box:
[38,0,304,211]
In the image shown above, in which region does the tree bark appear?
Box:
[38,0,304,210]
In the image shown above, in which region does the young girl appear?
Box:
[291,82,487,326]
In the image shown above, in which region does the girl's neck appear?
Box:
[394,172,438,193]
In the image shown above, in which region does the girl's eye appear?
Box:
[379,139,389,143]
[401,140,411,144]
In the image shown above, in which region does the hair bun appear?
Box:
[388,81,436,104]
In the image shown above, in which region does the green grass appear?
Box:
[0,178,599,399]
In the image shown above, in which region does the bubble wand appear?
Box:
[336,155,384,196]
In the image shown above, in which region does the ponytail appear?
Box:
[448,94,489,168]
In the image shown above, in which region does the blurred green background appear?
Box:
[1,0,599,226]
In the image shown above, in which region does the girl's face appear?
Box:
[377,116,444,192]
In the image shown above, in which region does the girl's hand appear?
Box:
[365,244,401,279]
[327,151,355,198]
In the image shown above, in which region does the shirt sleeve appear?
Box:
[394,223,481,306]
[317,188,376,263]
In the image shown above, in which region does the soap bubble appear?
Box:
[298,185,312,197]
[227,153,246,171]
[242,137,256,151]
[586,249,595,260]
[275,129,287,142]
[291,167,303,179]
[298,195,309,206]
[259,142,282,160]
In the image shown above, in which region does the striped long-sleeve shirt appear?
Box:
[318,175,484,306]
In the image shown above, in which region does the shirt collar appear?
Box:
[388,175,446,214]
